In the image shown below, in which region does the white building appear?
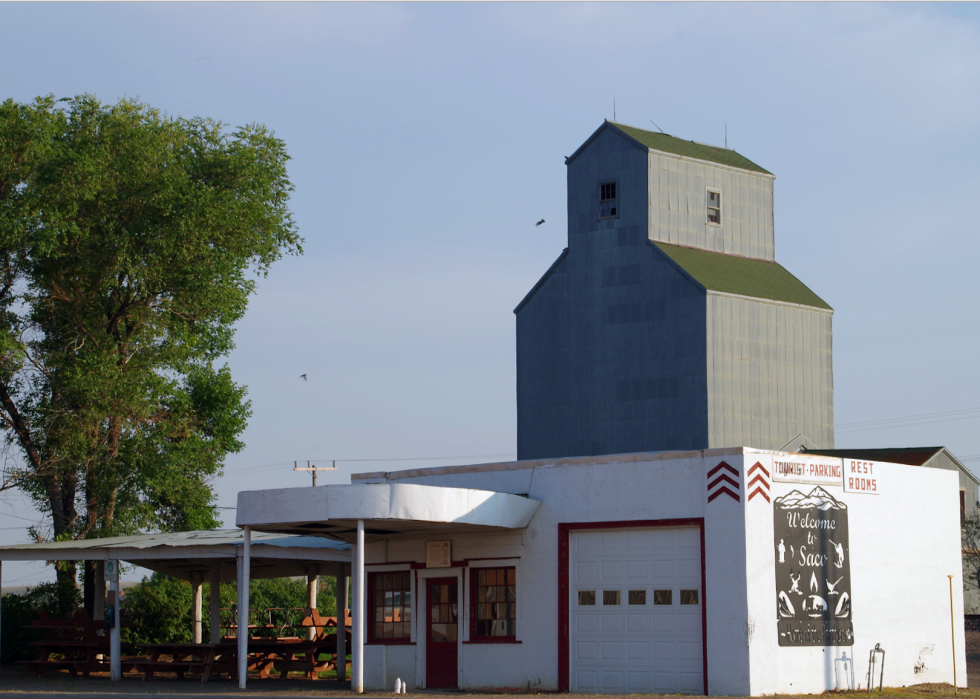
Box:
[236,447,966,695]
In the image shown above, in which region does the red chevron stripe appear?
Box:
[708,486,740,503]
[708,473,739,491]
[747,461,770,479]
[748,487,771,503]
[747,474,770,490]
[707,461,739,479]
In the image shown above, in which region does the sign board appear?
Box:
[774,486,853,646]
[105,560,119,583]
[772,454,843,487]
[426,541,451,568]
[842,458,884,495]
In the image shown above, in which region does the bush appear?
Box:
[123,573,340,646]
[0,580,81,663]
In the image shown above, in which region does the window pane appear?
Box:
[403,606,412,622]
[375,622,384,638]
[507,585,516,602]
[654,589,673,605]
[628,590,646,605]
[507,569,516,585]
[486,586,496,602]
[476,620,486,636]
[431,586,439,602]
[375,590,384,605]
[404,591,411,606]
[507,619,516,636]
[431,605,439,623]
[449,586,458,603]
[478,587,486,603]
[578,590,596,606]
[603,590,620,606]
[478,569,486,585]
[681,589,700,605]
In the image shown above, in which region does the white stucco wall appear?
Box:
[742,452,965,694]
[239,447,965,694]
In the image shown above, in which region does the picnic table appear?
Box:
[18,609,135,678]
[137,609,351,683]
[136,642,237,682]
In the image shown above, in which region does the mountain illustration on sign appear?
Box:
[773,486,847,511]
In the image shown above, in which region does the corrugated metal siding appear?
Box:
[648,152,775,261]
[705,294,834,451]
[517,128,708,460]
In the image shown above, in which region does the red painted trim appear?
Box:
[748,487,771,503]
[747,461,770,479]
[365,561,417,567]
[707,473,739,491]
[409,560,468,569]
[558,518,707,695]
[699,522,708,695]
[366,571,413,645]
[469,564,517,643]
[706,461,737,478]
[707,486,740,502]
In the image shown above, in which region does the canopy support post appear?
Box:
[307,567,318,640]
[354,519,365,693]
[237,526,251,689]
[109,560,121,680]
[210,563,221,643]
[192,572,203,644]
[337,561,347,681]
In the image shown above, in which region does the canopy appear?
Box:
[0,529,350,581]
[236,483,542,541]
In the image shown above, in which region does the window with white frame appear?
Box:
[706,189,722,225]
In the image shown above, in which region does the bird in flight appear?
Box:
[536,219,545,226]
[300,374,307,381]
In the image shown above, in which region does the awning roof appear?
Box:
[0,529,350,582]
[236,483,542,543]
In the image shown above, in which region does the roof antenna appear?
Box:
[649,119,664,133]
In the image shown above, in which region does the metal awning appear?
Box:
[0,529,350,581]
[236,483,542,541]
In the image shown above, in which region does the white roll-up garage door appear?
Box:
[570,526,703,694]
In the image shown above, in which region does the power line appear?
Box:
[836,407,980,434]
[222,452,516,477]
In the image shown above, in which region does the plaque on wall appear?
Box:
[774,487,853,646]
[426,540,451,568]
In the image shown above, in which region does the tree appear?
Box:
[0,95,301,593]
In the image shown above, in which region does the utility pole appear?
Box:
[293,460,337,486]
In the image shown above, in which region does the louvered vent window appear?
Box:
[599,182,617,219]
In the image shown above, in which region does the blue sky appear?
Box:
[1,2,979,585]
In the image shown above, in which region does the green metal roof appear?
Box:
[652,242,832,310]
[608,122,772,175]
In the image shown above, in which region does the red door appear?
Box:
[426,578,458,688]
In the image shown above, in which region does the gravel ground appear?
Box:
[0,644,978,699]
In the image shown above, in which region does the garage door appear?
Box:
[569,526,703,694]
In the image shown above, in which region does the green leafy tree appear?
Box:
[122,573,338,646]
[0,95,301,595]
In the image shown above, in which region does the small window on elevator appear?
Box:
[707,189,722,225]
[599,181,618,219]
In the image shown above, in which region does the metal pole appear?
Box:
[192,572,203,644]
[307,567,318,641]
[110,561,121,680]
[354,519,365,693]
[238,527,251,689]
[337,561,348,681]
[949,575,957,694]
[210,563,221,643]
